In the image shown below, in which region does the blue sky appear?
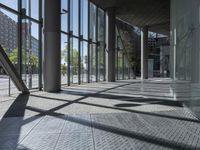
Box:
[0,0,39,39]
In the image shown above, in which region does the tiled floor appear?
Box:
[0,79,200,150]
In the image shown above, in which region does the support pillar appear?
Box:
[141,26,148,80]
[43,0,61,92]
[106,8,116,82]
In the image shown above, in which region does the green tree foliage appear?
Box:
[61,45,79,74]
[3,48,38,67]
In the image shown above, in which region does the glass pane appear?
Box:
[0,8,19,96]
[81,0,88,39]
[98,8,104,42]
[70,0,79,36]
[98,43,104,81]
[61,0,68,32]
[22,0,39,20]
[124,57,129,79]
[89,3,96,42]
[21,20,39,89]
[90,44,96,82]
[61,34,68,85]
[98,8,105,81]
[70,38,79,84]
[80,41,88,83]
[0,0,18,11]
[118,51,123,80]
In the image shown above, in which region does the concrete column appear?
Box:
[141,26,148,79]
[106,8,116,82]
[43,0,61,92]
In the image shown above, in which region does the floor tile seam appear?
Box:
[90,114,96,150]
[16,116,44,148]
[172,124,200,138]
[136,113,167,139]
[53,116,66,150]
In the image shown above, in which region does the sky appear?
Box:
[0,0,40,39]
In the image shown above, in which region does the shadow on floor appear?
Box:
[0,93,30,149]
[0,82,199,149]
[3,93,29,118]
[24,105,200,150]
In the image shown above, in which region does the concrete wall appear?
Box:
[171,0,200,118]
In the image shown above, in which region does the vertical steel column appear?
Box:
[18,0,22,76]
[141,26,148,80]
[78,0,81,85]
[43,0,61,92]
[38,0,43,90]
[116,37,119,80]
[106,7,116,82]
[67,0,71,86]
[122,52,125,80]
[96,7,98,82]
[87,1,90,83]
[103,12,106,81]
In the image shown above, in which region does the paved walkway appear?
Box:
[0,79,200,150]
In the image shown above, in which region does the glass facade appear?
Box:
[170,0,200,117]
[0,0,135,96]
[0,0,42,95]
[60,0,106,85]
[115,28,133,80]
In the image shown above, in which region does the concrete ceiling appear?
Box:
[91,0,170,35]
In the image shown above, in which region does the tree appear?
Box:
[61,45,79,74]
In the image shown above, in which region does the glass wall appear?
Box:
[80,41,88,83]
[0,7,19,96]
[0,0,42,96]
[115,25,134,80]
[98,8,105,81]
[21,0,41,89]
[61,33,68,85]
[80,0,88,83]
[61,0,105,85]
[61,0,68,85]
[89,44,96,82]
[170,0,200,118]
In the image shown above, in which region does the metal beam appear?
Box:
[0,45,29,93]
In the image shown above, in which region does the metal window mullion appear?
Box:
[103,11,106,81]
[78,0,81,85]
[18,0,22,76]
[87,1,90,83]
[122,51,125,80]
[96,7,98,82]
[116,37,119,80]
[67,0,71,86]
[38,0,43,90]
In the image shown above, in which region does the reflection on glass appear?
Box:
[81,0,88,39]
[22,0,39,20]
[21,20,39,89]
[90,44,96,82]
[70,0,79,36]
[61,0,68,32]
[0,0,18,10]
[0,8,19,95]
[124,58,129,79]
[61,34,68,85]
[70,38,79,84]
[89,3,96,42]
[118,51,123,80]
[80,41,88,83]
[98,8,105,81]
